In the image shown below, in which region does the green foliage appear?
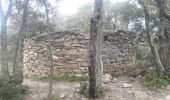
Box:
[0,79,27,100]
[136,46,150,60]
[29,75,88,82]
[144,72,170,88]
[135,46,153,68]
[51,95,60,100]
[135,60,146,68]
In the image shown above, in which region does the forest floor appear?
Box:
[23,76,170,100]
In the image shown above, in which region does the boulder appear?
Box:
[165,95,170,100]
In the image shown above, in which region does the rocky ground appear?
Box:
[23,76,170,100]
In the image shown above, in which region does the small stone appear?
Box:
[33,53,38,57]
[74,74,82,77]
[130,77,135,81]
[122,83,133,88]
[56,49,61,52]
[103,74,113,80]
[165,95,170,100]
[102,74,113,84]
[103,77,111,84]
[29,51,34,55]
[157,99,164,100]
[53,55,59,60]
[74,88,79,93]
[60,94,66,98]
[64,42,72,46]
[133,91,148,100]
[43,48,48,51]
[137,75,142,78]
[28,45,32,49]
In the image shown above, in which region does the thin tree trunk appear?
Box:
[88,0,103,98]
[47,43,53,100]
[0,0,13,81]
[13,0,29,84]
[138,0,165,74]
[0,18,9,80]
[156,0,170,74]
[39,0,53,99]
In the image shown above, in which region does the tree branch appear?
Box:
[0,0,5,17]
[138,0,165,73]
[156,0,170,21]
[6,0,13,19]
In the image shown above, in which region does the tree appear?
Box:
[39,0,53,99]
[13,0,29,84]
[0,0,13,81]
[156,0,170,74]
[88,0,103,98]
[138,0,165,74]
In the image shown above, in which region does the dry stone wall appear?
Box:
[24,30,136,77]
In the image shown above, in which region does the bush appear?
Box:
[144,72,170,88]
[0,79,27,100]
[51,95,60,100]
[134,60,152,69]
[135,60,146,68]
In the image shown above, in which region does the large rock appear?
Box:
[165,95,170,100]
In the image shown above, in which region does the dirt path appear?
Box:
[23,76,170,100]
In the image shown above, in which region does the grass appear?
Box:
[144,72,170,88]
[51,95,60,100]
[28,75,88,82]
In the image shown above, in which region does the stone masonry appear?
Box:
[23,30,136,77]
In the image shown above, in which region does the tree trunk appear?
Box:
[39,0,53,99]
[0,17,9,80]
[88,0,103,98]
[0,0,13,81]
[47,44,53,100]
[13,0,29,84]
[138,0,165,74]
[156,0,170,74]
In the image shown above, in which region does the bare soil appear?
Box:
[23,76,170,100]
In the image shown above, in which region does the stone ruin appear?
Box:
[23,30,136,77]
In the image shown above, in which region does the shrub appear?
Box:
[51,95,60,100]
[144,72,170,88]
[135,60,146,68]
[0,79,27,100]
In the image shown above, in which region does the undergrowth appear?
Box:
[29,75,88,82]
[0,79,27,100]
[144,72,170,88]
[51,95,60,100]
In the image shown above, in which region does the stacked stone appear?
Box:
[24,30,136,77]
[24,31,90,77]
[102,30,136,75]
